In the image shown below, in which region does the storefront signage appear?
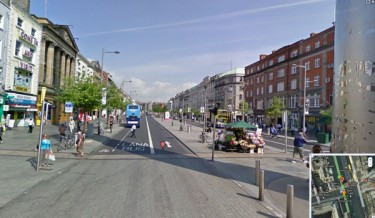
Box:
[7,93,37,106]
[23,49,33,59]
[19,61,33,72]
[20,31,38,46]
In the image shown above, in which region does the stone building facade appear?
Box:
[32,15,79,125]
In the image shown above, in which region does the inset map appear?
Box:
[310,154,375,218]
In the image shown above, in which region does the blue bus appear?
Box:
[125,102,141,128]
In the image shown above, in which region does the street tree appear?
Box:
[55,76,103,132]
[105,85,126,113]
[266,97,284,125]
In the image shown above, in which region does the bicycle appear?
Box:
[198,131,212,143]
[179,124,184,131]
[57,134,75,152]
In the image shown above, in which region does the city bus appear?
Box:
[216,109,230,128]
[125,101,141,128]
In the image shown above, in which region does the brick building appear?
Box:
[244,26,334,133]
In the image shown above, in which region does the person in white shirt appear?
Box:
[130,125,136,138]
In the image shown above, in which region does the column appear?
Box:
[53,47,61,86]
[45,42,55,85]
[59,52,66,86]
[38,37,47,83]
[65,56,71,82]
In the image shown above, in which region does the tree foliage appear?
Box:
[55,76,103,112]
[266,97,284,123]
[105,85,126,111]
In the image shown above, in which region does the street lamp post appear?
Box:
[170,100,173,126]
[99,48,120,134]
[292,64,307,134]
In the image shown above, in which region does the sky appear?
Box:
[30,0,335,103]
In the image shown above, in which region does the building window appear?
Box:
[291,79,297,90]
[17,17,23,28]
[289,95,297,108]
[277,82,284,92]
[250,90,253,97]
[315,41,320,49]
[268,84,273,94]
[291,65,297,75]
[314,58,320,68]
[256,87,259,95]
[0,14,3,29]
[257,66,260,71]
[314,75,320,86]
[268,72,273,80]
[306,45,310,52]
[250,78,253,85]
[309,94,320,108]
[31,28,36,36]
[257,77,260,84]
[278,55,285,63]
[306,77,310,88]
[291,50,298,58]
[277,68,285,78]
[15,40,22,56]
[305,61,310,70]
[269,60,273,66]
[250,68,254,73]
[261,76,264,83]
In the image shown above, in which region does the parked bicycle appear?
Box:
[198,131,212,143]
[57,134,75,152]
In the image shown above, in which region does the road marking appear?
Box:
[145,116,155,154]
[165,141,172,148]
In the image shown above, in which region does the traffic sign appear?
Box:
[65,102,73,113]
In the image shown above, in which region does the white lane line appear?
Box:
[145,116,155,154]
[112,130,131,152]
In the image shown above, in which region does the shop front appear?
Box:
[4,92,37,128]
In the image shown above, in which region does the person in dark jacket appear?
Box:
[292,132,308,163]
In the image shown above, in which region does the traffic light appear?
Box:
[209,103,220,115]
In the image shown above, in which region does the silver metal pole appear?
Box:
[302,67,306,134]
[37,101,46,172]
[259,170,264,201]
[212,115,216,161]
[287,184,294,218]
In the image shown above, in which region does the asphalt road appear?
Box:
[0,116,274,218]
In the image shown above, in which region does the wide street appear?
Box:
[0,114,318,217]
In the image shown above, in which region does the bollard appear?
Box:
[187,124,191,133]
[287,185,294,218]
[255,160,260,186]
[259,170,264,201]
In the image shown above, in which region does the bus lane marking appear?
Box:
[145,116,155,154]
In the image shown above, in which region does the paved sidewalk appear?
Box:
[0,118,310,217]
[157,118,310,218]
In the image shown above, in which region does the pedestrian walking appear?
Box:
[0,123,5,144]
[28,118,34,133]
[77,119,82,132]
[130,124,136,138]
[109,116,114,133]
[68,117,75,134]
[292,132,308,164]
[76,131,85,157]
[40,134,52,167]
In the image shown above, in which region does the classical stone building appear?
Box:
[32,15,79,125]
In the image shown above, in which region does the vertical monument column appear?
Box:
[331,1,375,152]
[53,47,61,86]
[65,56,71,82]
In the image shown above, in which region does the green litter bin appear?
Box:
[316,133,329,144]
